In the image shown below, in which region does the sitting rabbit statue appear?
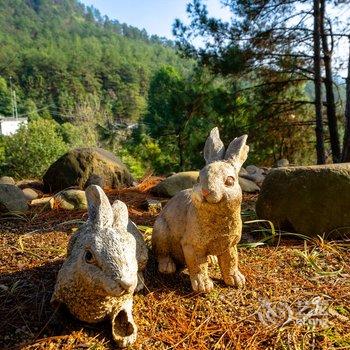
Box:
[152,127,249,293]
[51,185,148,348]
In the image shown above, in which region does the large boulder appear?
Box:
[0,184,28,213]
[152,171,199,197]
[256,163,350,237]
[43,148,134,192]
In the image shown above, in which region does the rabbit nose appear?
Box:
[120,279,135,293]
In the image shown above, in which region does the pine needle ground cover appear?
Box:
[0,180,349,350]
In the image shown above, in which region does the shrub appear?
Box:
[118,149,147,179]
[2,119,68,179]
[59,122,98,148]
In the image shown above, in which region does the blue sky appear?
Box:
[80,0,231,39]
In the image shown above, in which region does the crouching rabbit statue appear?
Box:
[51,185,148,347]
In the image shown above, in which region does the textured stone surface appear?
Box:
[22,188,39,201]
[30,197,54,210]
[152,128,248,293]
[256,163,350,237]
[239,167,248,176]
[238,177,260,193]
[0,184,28,213]
[17,179,44,191]
[54,189,87,210]
[0,176,15,185]
[43,147,133,192]
[246,165,261,175]
[243,165,265,183]
[152,171,199,197]
[52,185,148,347]
[276,158,290,167]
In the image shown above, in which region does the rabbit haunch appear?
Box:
[51,185,148,347]
[152,127,248,293]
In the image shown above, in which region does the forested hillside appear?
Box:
[1,0,348,180]
[0,0,189,122]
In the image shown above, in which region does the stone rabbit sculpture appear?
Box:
[51,185,148,348]
[152,127,249,293]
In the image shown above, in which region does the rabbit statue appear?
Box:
[51,185,148,348]
[152,127,249,293]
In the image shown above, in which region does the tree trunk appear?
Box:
[313,0,326,164]
[320,0,341,163]
[341,37,350,162]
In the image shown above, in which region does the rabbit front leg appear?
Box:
[182,243,214,293]
[217,244,245,288]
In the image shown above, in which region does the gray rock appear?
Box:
[239,167,248,176]
[0,184,28,213]
[17,179,44,191]
[22,188,39,201]
[276,159,290,168]
[240,165,265,184]
[256,163,350,237]
[43,147,134,193]
[30,197,54,210]
[246,165,263,175]
[238,177,260,193]
[241,173,265,184]
[0,176,15,185]
[152,171,199,197]
[55,189,87,210]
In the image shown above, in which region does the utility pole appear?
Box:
[9,76,18,119]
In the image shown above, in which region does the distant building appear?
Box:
[0,116,28,136]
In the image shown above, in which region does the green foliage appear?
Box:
[1,119,68,178]
[0,77,12,116]
[0,0,190,124]
[141,66,226,173]
[0,0,322,179]
[118,149,147,180]
[0,135,5,165]
[172,0,332,166]
[59,122,98,148]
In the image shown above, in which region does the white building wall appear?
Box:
[0,118,28,136]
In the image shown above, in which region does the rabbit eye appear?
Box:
[85,250,95,264]
[225,176,235,186]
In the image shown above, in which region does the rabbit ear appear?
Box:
[224,134,249,168]
[85,185,114,228]
[204,127,225,165]
[111,200,129,229]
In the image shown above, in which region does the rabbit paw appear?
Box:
[190,274,214,293]
[158,256,176,274]
[224,270,246,288]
